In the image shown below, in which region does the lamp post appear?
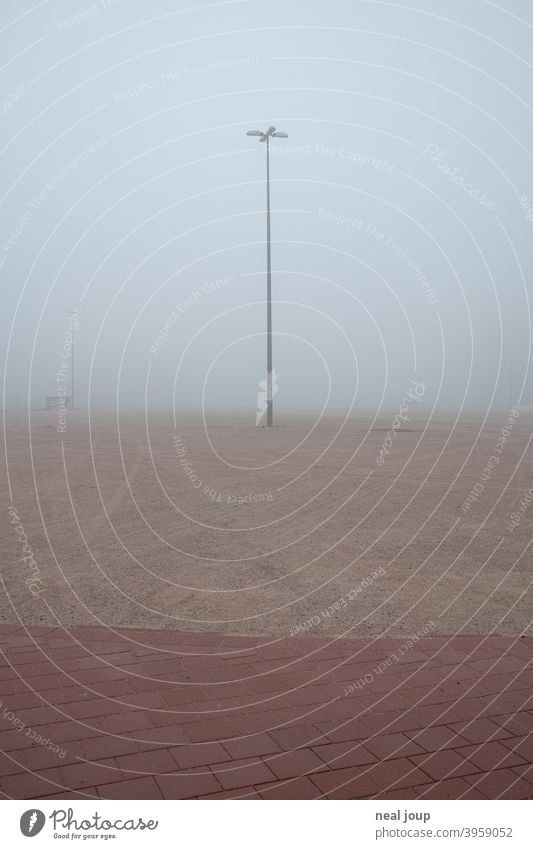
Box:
[246,126,288,427]
[67,309,77,411]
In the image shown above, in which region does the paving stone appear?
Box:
[364,732,424,760]
[99,777,163,799]
[366,758,432,792]
[465,768,533,800]
[170,741,230,769]
[258,776,320,799]
[155,768,222,799]
[414,778,484,799]
[410,749,482,781]
[312,741,377,768]
[448,718,512,744]
[267,747,327,780]
[310,766,379,799]
[213,757,276,790]
[407,725,470,751]
[221,733,280,760]
[456,742,525,771]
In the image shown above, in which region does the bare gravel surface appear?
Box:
[2,409,532,637]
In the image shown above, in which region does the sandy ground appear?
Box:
[2,409,532,638]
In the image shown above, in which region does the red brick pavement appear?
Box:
[0,624,532,799]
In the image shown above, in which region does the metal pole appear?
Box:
[247,125,287,426]
[71,326,74,412]
[67,310,75,411]
[266,133,273,427]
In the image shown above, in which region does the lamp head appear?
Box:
[246,129,267,142]
[246,127,288,142]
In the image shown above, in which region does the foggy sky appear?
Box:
[1,0,532,416]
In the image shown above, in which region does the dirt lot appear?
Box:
[2,409,532,637]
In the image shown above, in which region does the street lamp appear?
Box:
[246,126,288,427]
[66,309,78,411]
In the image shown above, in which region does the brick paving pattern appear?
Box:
[0,625,532,799]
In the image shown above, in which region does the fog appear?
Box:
[1,0,532,416]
